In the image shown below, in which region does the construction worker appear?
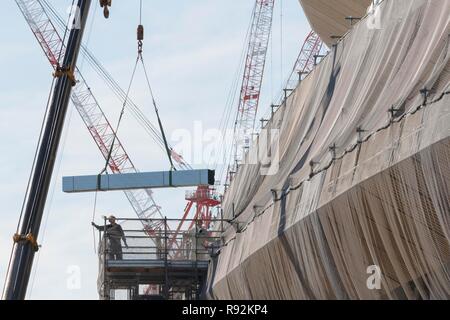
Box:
[187,220,209,261]
[92,215,128,260]
[195,221,210,261]
[154,230,164,260]
[182,232,192,260]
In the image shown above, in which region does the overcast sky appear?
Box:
[0,0,310,299]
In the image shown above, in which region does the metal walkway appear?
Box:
[97,217,226,300]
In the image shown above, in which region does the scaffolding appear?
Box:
[97,217,227,300]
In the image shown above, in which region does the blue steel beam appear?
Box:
[63,170,215,193]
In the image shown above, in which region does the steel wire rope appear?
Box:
[136,0,175,171]
[95,0,174,234]
[41,0,176,161]
[139,55,176,171]
[213,26,252,180]
[101,56,140,176]
[93,57,139,233]
[215,2,259,186]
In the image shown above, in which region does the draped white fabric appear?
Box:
[208,0,450,300]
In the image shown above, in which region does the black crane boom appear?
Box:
[2,0,92,300]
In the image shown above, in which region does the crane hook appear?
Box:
[137,24,144,54]
[99,0,112,19]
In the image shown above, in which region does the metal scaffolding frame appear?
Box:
[98,217,228,300]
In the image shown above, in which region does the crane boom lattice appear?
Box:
[231,0,274,175]
[15,0,165,232]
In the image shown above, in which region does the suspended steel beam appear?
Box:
[14,0,169,234]
[63,170,215,193]
[3,0,92,300]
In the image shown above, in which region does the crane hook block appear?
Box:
[99,0,112,19]
[137,24,144,41]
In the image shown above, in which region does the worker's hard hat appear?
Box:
[108,215,116,220]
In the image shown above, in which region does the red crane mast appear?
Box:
[231,0,275,176]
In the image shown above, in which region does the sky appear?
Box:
[0,0,311,299]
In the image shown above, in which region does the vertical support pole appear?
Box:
[194,219,199,300]
[103,216,107,300]
[2,0,92,300]
[220,208,224,236]
[164,217,169,300]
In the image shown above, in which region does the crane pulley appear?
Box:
[99,0,111,18]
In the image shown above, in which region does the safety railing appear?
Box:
[185,187,221,202]
[97,217,228,264]
[96,216,229,299]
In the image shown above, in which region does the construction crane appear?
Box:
[16,0,219,253]
[228,0,275,184]
[3,0,92,300]
[4,0,322,301]
[16,0,320,243]
[267,30,324,111]
[286,30,323,88]
[227,27,323,185]
[5,0,222,300]
[14,0,190,236]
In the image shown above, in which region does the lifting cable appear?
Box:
[99,56,139,177]
[41,0,180,166]
[140,56,175,171]
[96,0,175,188]
[90,52,139,238]
[91,190,98,254]
[91,49,140,239]
[137,0,175,171]
[90,1,176,243]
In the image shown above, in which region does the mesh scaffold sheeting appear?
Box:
[208,0,450,300]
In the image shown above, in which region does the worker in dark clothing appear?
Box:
[187,220,209,261]
[92,215,128,260]
[154,230,164,260]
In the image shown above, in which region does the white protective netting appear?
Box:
[208,0,450,299]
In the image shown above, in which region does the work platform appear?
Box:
[97,217,225,300]
[105,259,210,300]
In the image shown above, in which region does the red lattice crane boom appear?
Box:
[287,30,323,86]
[231,0,275,175]
[15,0,171,234]
[16,0,219,254]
